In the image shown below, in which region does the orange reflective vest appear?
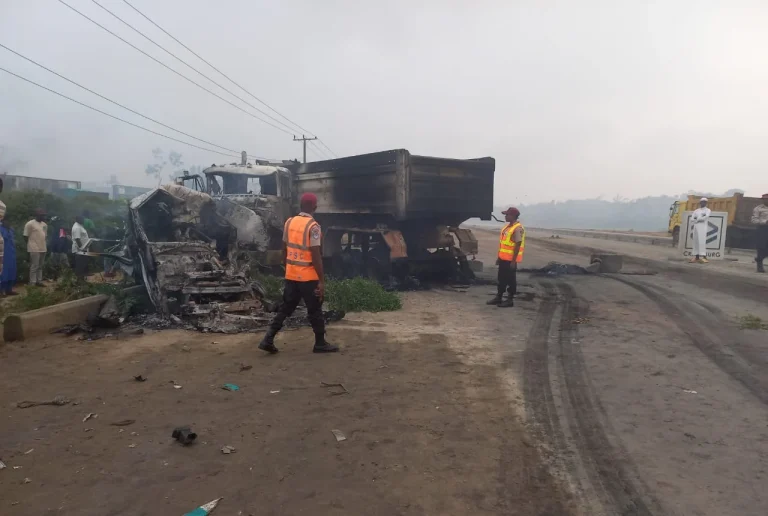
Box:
[498,222,525,262]
[285,216,320,282]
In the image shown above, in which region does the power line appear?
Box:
[89,0,300,137]
[0,42,269,161]
[120,0,339,158]
[0,66,244,159]
[56,0,294,136]
[307,140,332,160]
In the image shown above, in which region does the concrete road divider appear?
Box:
[3,294,109,342]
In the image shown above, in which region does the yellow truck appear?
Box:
[668,193,764,249]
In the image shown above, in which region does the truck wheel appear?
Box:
[672,227,680,247]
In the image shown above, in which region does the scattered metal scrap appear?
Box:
[17,396,72,409]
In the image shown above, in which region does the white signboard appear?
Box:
[680,211,728,259]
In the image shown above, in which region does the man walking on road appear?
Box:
[23,209,48,285]
[689,197,711,264]
[752,193,768,273]
[488,207,525,308]
[258,193,338,354]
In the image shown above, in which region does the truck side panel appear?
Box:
[293,150,495,223]
[406,154,495,221]
[293,150,402,217]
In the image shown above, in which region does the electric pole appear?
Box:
[293,134,317,163]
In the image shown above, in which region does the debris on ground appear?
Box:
[110,419,136,427]
[683,389,698,394]
[172,426,197,446]
[23,449,34,455]
[17,396,71,409]
[521,262,592,276]
[0,459,6,470]
[23,477,31,484]
[321,382,349,396]
[331,429,347,442]
[220,445,236,454]
[239,364,252,372]
[82,413,97,423]
[571,317,590,325]
[222,383,240,392]
[133,374,147,382]
[182,497,223,516]
[269,390,280,394]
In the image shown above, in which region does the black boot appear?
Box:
[498,297,514,308]
[313,333,339,353]
[258,328,279,354]
[758,259,765,273]
[486,295,502,305]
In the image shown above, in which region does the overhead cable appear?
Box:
[56,0,294,136]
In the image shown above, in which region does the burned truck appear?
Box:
[176,149,495,282]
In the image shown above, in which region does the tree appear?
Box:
[145,148,186,182]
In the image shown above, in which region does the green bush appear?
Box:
[325,277,401,313]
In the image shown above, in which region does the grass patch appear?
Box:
[255,274,401,313]
[253,273,285,301]
[739,314,768,330]
[325,277,401,313]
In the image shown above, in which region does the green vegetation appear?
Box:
[2,190,127,282]
[325,277,401,313]
[739,314,768,330]
[0,269,139,322]
[253,273,284,301]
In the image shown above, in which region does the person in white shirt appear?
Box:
[689,197,712,264]
[23,209,48,285]
[71,215,90,281]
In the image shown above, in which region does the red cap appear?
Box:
[502,207,520,217]
[300,193,318,206]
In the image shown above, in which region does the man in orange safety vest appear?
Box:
[487,207,525,308]
[259,193,338,354]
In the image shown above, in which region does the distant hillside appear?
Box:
[489,190,744,232]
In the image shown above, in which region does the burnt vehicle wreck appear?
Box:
[128,184,271,331]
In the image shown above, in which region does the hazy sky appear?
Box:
[2,0,767,204]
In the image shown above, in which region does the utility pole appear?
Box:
[293,134,317,163]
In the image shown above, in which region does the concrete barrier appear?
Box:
[3,294,109,342]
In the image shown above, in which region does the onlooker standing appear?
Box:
[72,215,90,281]
[23,209,48,286]
[49,223,71,280]
[0,177,6,275]
[82,210,96,234]
[0,218,17,295]
[751,193,768,273]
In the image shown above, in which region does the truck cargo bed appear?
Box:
[293,149,495,224]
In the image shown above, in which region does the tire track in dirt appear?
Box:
[521,282,562,442]
[524,279,660,515]
[610,276,768,407]
[553,281,657,516]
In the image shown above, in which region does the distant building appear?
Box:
[3,174,81,194]
[112,184,151,200]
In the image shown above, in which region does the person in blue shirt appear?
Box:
[0,218,18,296]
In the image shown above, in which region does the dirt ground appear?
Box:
[3,230,768,515]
